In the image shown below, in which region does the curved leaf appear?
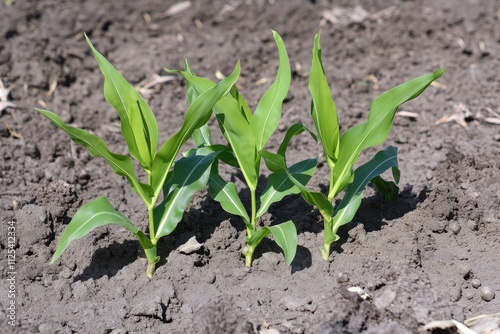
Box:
[309,32,340,163]
[153,152,218,240]
[277,122,317,158]
[86,35,158,171]
[257,158,317,218]
[152,62,241,196]
[167,68,258,190]
[251,30,291,151]
[331,69,445,195]
[51,197,139,263]
[208,165,250,225]
[331,146,399,231]
[36,109,153,205]
[247,220,297,265]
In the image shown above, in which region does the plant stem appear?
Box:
[244,188,258,267]
[321,217,335,260]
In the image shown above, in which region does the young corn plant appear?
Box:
[36,35,240,278]
[169,31,317,267]
[262,32,445,260]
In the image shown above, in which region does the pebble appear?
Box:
[480,286,495,301]
[450,285,462,302]
[466,219,478,231]
[471,278,481,288]
[336,272,350,283]
[204,271,216,284]
[426,170,434,180]
[59,267,73,279]
[449,221,461,234]
[38,323,55,334]
[457,263,471,279]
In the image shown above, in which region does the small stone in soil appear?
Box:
[467,219,478,230]
[479,286,495,301]
[471,278,481,288]
[336,272,349,283]
[449,221,461,234]
[457,263,471,279]
[450,286,462,302]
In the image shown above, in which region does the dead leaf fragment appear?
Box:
[177,236,203,254]
[163,1,192,17]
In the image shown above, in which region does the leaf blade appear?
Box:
[251,31,291,151]
[86,35,158,170]
[247,221,297,266]
[51,197,139,263]
[36,109,153,205]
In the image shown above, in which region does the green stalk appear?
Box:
[145,172,159,278]
[321,217,335,260]
[245,188,258,267]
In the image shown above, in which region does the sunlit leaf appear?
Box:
[246,220,297,265]
[36,109,153,205]
[86,35,158,171]
[50,197,139,263]
[250,30,291,152]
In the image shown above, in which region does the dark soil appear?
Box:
[1,0,500,333]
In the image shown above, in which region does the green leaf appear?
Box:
[153,152,217,240]
[246,220,297,265]
[309,32,340,163]
[277,122,317,158]
[250,30,291,151]
[260,149,333,221]
[370,173,400,202]
[331,69,445,196]
[257,158,317,218]
[231,86,253,122]
[208,162,250,225]
[168,68,258,190]
[36,109,153,205]
[51,197,139,263]
[86,35,158,171]
[184,58,213,146]
[331,146,399,231]
[152,62,241,197]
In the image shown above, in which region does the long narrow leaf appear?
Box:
[250,31,291,151]
[309,32,339,163]
[153,152,218,240]
[332,69,445,195]
[331,146,399,231]
[261,149,333,220]
[246,220,297,265]
[257,158,317,218]
[277,122,317,157]
[208,165,250,225]
[185,58,213,146]
[152,62,240,196]
[36,109,153,205]
[51,197,139,263]
[168,68,258,190]
[86,35,158,171]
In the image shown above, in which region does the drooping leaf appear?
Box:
[277,122,317,158]
[331,146,399,232]
[370,174,400,202]
[309,32,340,164]
[257,158,317,218]
[50,197,139,263]
[152,62,240,197]
[250,30,291,152]
[167,68,258,190]
[86,35,158,171]
[208,163,250,225]
[36,109,153,205]
[246,220,297,265]
[153,152,218,240]
[260,149,333,221]
[331,69,445,196]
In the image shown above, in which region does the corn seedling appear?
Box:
[262,32,445,260]
[169,31,317,267]
[37,35,240,278]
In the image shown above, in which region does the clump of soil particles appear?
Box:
[1,0,499,333]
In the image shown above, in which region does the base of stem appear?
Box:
[146,262,157,279]
[320,243,331,260]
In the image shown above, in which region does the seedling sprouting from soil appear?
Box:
[262,32,445,259]
[37,35,240,278]
[169,31,317,266]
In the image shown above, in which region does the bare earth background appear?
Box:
[1,0,500,333]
